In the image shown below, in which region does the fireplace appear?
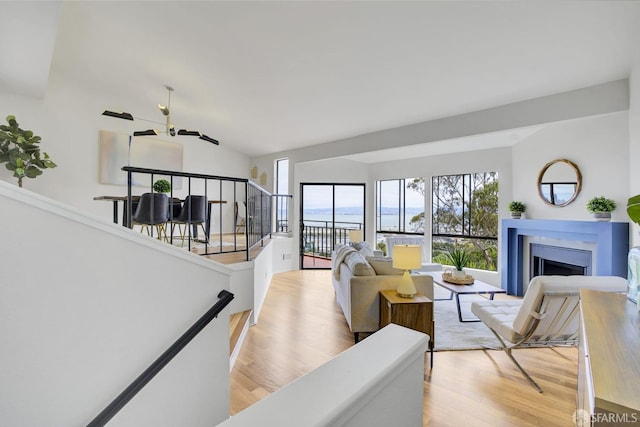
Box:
[530,243,592,278]
[501,219,628,296]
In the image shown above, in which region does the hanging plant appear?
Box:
[0,115,57,187]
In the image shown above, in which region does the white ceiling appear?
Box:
[3,1,640,158]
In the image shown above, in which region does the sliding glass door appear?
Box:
[300,183,365,269]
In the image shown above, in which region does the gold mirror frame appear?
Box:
[537,159,582,207]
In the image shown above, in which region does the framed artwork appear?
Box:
[99,130,183,188]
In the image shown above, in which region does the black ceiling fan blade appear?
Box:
[133,129,159,136]
[199,134,219,145]
[177,129,201,137]
[102,110,134,121]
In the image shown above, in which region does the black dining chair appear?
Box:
[131,193,170,241]
[172,195,207,247]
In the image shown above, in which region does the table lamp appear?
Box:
[348,229,363,246]
[392,244,422,298]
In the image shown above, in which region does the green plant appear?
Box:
[446,246,471,271]
[0,115,57,187]
[153,179,171,193]
[627,195,640,224]
[508,201,526,213]
[586,196,616,213]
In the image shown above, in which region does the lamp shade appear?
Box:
[348,229,363,243]
[392,245,422,270]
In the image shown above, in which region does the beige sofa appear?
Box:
[331,244,434,343]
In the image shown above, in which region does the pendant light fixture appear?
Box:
[102,85,219,145]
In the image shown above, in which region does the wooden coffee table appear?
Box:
[429,271,507,322]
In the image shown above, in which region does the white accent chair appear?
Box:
[384,235,442,272]
[471,275,628,392]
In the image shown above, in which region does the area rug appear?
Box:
[433,285,502,351]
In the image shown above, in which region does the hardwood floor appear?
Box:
[229,270,578,426]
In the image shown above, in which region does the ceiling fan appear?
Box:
[102,85,219,145]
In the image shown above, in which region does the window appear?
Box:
[300,183,365,269]
[274,158,289,232]
[431,172,498,271]
[376,178,424,254]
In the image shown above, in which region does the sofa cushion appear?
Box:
[345,251,375,276]
[352,241,375,257]
[365,256,404,275]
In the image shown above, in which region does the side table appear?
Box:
[379,290,434,368]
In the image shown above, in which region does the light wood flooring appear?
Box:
[229,269,579,427]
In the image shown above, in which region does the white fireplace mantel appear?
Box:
[501,219,629,296]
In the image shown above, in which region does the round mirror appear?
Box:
[537,159,582,207]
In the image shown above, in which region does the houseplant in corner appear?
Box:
[508,201,526,219]
[627,194,640,226]
[0,115,57,187]
[586,196,616,221]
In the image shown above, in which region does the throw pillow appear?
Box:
[344,251,375,276]
[352,241,375,257]
[365,256,404,275]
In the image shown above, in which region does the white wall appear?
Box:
[512,112,629,222]
[629,61,640,247]
[251,242,274,323]
[0,182,233,427]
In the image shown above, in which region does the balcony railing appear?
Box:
[122,167,283,261]
[301,220,363,261]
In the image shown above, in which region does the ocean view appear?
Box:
[303,206,424,231]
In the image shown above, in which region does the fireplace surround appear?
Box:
[501,219,629,296]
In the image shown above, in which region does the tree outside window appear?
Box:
[431,172,499,271]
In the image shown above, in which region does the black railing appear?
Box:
[122,167,275,260]
[301,220,362,259]
[86,290,234,427]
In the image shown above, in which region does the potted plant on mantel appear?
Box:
[586,196,616,221]
[0,115,57,187]
[509,201,526,219]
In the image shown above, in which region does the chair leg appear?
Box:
[157,224,169,242]
[178,224,186,247]
[198,223,207,242]
[487,327,544,393]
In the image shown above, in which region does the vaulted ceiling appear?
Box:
[3,1,640,157]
